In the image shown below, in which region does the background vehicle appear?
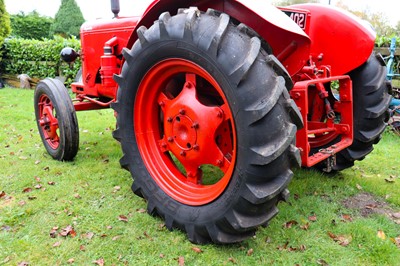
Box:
[34,0,391,244]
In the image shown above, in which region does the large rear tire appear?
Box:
[34,78,79,161]
[112,9,302,244]
[333,53,391,170]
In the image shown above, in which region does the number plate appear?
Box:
[283,11,307,30]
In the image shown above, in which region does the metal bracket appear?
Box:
[319,148,336,172]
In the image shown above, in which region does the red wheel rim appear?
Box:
[37,94,60,149]
[134,59,237,206]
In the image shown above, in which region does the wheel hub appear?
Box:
[170,114,197,151]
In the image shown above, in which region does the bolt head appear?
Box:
[192,122,199,129]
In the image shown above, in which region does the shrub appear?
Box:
[0,36,81,85]
[10,11,54,40]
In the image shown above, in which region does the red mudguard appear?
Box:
[129,0,311,76]
[285,4,376,75]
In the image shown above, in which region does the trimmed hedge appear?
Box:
[10,11,54,40]
[0,36,81,85]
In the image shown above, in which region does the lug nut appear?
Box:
[179,109,186,115]
[167,117,173,123]
[192,122,199,129]
[180,151,186,157]
[167,137,174,143]
[193,144,199,151]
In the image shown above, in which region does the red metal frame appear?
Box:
[290,76,353,167]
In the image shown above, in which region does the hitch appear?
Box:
[290,75,353,168]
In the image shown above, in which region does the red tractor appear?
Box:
[34,0,391,244]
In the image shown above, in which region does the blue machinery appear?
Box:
[385,38,400,132]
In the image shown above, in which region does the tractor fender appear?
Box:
[128,0,311,76]
[290,4,376,76]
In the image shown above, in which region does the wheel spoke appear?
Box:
[185,166,203,184]
[185,73,197,86]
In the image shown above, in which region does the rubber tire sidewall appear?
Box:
[34,79,79,161]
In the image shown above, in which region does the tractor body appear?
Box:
[35,0,391,244]
[70,1,376,168]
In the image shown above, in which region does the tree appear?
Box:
[50,0,85,38]
[0,0,11,47]
[11,11,54,40]
[335,0,394,37]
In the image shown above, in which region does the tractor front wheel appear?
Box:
[112,9,302,244]
[34,78,79,161]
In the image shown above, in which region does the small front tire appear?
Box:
[34,78,79,161]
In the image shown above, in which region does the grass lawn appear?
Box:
[1,87,399,265]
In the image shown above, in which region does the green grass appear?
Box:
[1,88,399,265]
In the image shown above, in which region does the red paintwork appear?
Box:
[72,16,139,98]
[290,76,353,167]
[38,95,60,149]
[132,0,310,76]
[134,59,236,205]
[286,4,375,76]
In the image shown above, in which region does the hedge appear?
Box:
[0,36,81,85]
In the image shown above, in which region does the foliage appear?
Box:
[375,35,400,48]
[0,36,81,85]
[0,0,11,61]
[50,0,85,38]
[1,88,400,265]
[335,0,396,38]
[10,11,54,40]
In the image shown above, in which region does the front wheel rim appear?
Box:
[134,59,237,206]
[37,94,60,149]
